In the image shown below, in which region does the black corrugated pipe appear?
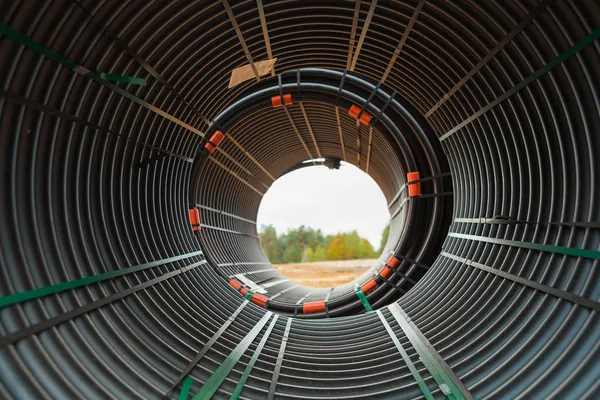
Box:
[191,68,451,316]
[0,0,599,399]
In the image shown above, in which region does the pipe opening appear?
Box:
[256,161,390,288]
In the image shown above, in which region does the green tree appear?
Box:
[343,231,361,259]
[275,226,328,263]
[307,245,327,261]
[262,225,383,263]
[260,225,281,263]
[324,234,334,249]
[358,238,377,259]
[282,243,302,263]
[279,229,302,263]
[326,237,348,260]
[306,247,315,261]
[313,245,327,261]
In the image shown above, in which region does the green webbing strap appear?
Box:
[244,291,254,301]
[0,24,73,66]
[439,28,600,142]
[267,318,292,400]
[0,24,204,137]
[425,0,553,118]
[162,301,249,399]
[0,261,205,349]
[448,232,600,260]
[98,72,146,86]
[441,252,600,312]
[230,314,279,400]
[354,285,373,312]
[178,377,193,400]
[389,303,473,400]
[71,0,211,125]
[0,250,204,308]
[0,24,146,85]
[454,217,600,229]
[376,310,434,400]
[192,312,273,400]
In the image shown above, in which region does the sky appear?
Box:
[257,162,390,247]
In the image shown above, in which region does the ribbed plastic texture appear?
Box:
[1,1,599,399]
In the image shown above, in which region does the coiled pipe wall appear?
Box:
[0,0,599,399]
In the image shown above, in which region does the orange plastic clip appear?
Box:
[379,266,393,279]
[250,293,269,307]
[386,255,400,268]
[361,278,378,294]
[188,208,200,231]
[303,301,326,314]
[271,94,292,108]
[407,172,421,196]
[348,105,373,125]
[205,130,225,153]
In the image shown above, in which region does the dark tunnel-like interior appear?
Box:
[0,1,599,399]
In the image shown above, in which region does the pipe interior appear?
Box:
[0,1,599,399]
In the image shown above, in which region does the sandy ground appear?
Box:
[273,259,376,288]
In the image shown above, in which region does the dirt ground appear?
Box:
[272,259,377,288]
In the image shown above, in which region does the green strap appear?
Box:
[0,24,146,86]
[178,377,194,400]
[267,318,292,400]
[376,310,434,400]
[389,303,472,400]
[164,302,249,398]
[0,250,203,308]
[448,232,600,260]
[441,252,600,312]
[0,24,203,136]
[0,24,76,68]
[355,285,373,312]
[454,217,600,229]
[244,291,254,301]
[439,28,600,141]
[230,314,279,400]
[98,72,146,86]
[193,312,273,400]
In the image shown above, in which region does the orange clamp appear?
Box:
[386,255,400,268]
[407,172,421,197]
[360,278,378,294]
[360,112,373,125]
[303,301,326,314]
[188,208,200,231]
[229,279,242,291]
[240,287,249,295]
[250,293,269,307]
[379,266,393,279]
[271,94,292,108]
[348,105,373,125]
[205,130,225,153]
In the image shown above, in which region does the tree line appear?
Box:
[259,224,390,264]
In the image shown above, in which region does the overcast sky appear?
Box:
[257,162,390,247]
